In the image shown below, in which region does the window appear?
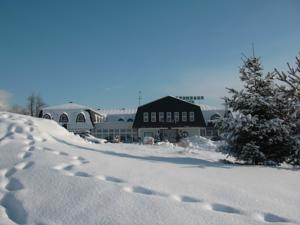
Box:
[144,132,154,138]
[166,112,172,122]
[174,112,179,122]
[59,113,69,123]
[182,112,187,122]
[118,118,125,122]
[143,112,149,122]
[43,114,51,120]
[76,113,86,123]
[151,112,156,122]
[127,118,133,122]
[189,111,195,122]
[159,112,164,122]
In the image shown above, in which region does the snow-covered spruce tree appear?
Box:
[217,56,293,165]
[275,55,300,165]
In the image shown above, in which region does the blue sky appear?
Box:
[1,0,300,109]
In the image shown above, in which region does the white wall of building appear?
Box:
[93,122,138,142]
[42,109,94,133]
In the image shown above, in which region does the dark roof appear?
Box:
[133,96,206,128]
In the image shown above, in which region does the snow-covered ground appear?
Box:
[0,112,299,225]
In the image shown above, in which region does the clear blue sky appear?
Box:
[1,0,300,109]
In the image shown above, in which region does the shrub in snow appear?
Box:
[217,56,294,165]
[143,136,154,145]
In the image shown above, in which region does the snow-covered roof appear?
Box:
[96,109,136,123]
[43,103,103,115]
[97,108,137,116]
[43,103,93,111]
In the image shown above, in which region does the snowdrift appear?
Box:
[179,135,217,150]
[0,112,299,225]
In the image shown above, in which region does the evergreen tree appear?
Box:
[275,56,300,165]
[217,56,293,165]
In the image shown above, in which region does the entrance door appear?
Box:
[160,129,178,142]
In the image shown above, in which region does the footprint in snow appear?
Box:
[123,186,162,196]
[203,203,240,214]
[5,178,24,191]
[18,152,32,159]
[58,151,68,156]
[71,156,85,161]
[169,194,202,203]
[211,203,243,214]
[72,171,92,178]
[51,151,69,156]
[13,126,24,134]
[254,212,292,223]
[42,147,54,152]
[24,121,33,126]
[96,175,125,184]
[4,168,17,178]
[263,213,291,223]
[0,193,28,224]
[15,161,34,170]
[24,126,34,133]
[25,146,35,152]
[53,164,74,171]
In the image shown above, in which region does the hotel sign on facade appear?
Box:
[175,96,204,104]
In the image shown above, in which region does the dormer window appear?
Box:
[143,112,149,122]
[189,111,195,122]
[174,112,179,122]
[151,112,156,122]
[159,112,164,122]
[59,113,69,123]
[76,113,86,123]
[43,114,51,120]
[166,112,172,122]
[182,112,187,122]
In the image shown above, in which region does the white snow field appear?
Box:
[0,112,299,225]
